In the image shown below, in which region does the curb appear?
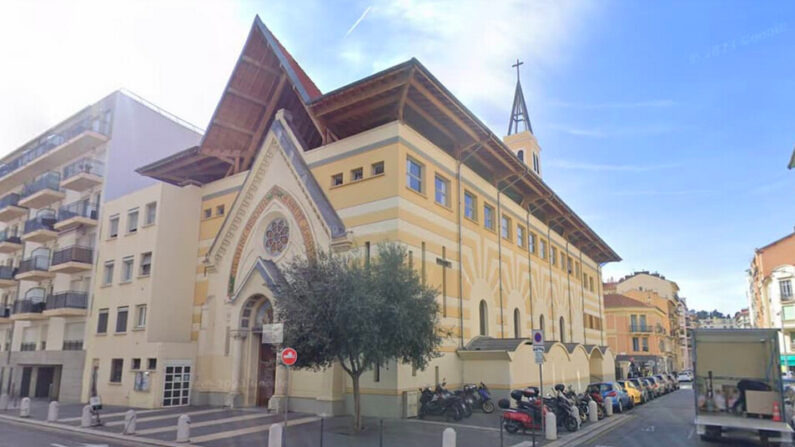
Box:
[0,413,199,447]
[510,414,633,447]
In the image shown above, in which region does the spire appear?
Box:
[507,59,532,135]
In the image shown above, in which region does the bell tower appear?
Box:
[504,59,542,177]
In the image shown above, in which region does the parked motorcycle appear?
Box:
[438,382,471,418]
[418,384,464,421]
[498,387,545,434]
[456,382,495,414]
[543,384,579,432]
[563,386,590,425]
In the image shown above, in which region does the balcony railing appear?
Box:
[0,230,21,245]
[629,324,652,333]
[19,342,36,352]
[0,193,21,209]
[63,158,104,180]
[58,201,98,221]
[23,217,56,234]
[18,255,50,273]
[0,265,16,280]
[62,340,83,351]
[0,306,9,318]
[46,291,88,311]
[12,299,45,315]
[21,172,61,198]
[51,246,92,266]
[0,110,111,180]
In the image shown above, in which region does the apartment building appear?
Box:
[0,91,201,402]
[604,292,673,376]
[747,229,795,372]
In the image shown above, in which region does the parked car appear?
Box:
[618,380,643,405]
[647,376,664,396]
[629,378,652,403]
[666,373,679,390]
[654,374,672,393]
[677,371,693,382]
[643,377,660,397]
[587,382,632,413]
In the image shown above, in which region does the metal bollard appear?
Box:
[176,414,191,442]
[604,397,613,416]
[19,397,30,417]
[0,393,8,410]
[81,405,92,428]
[47,401,59,422]
[545,411,557,440]
[442,427,456,447]
[269,422,283,447]
[588,399,598,422]
[123,409,136,435]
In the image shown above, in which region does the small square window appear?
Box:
[103,261,114,286]
[110,358,123,383]
[517,226,525,248]
[434,175,449,206]
[371,161,384,176]
[145,202,157,226]
[127,209,139,233]
[483,204,495,230]
[539,240,547,259]
[122,257,134,282]
[331,173,343,187]
[135,304,147,328]
[140,252,152,276]
[132,358,141,370]
[528,233,536,254]
[464,191,477,221]
[406,158,423,193]
[116,307,129,333]
[351,167,363,181]
[203,208,212,219]
[501,215,511,240]
[109,215,119,238]
[147,358,157,370]
[97,308,109,334]
[216,205,225,217]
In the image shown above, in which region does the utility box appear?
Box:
[403,390,419,418]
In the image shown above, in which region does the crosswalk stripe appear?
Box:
[104,408,227,427]
[135,412,278,435]
[58,408,164,422]
[188,416,320,443]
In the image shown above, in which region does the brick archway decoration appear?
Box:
[229,185,316,294]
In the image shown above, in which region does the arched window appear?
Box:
[559,316,565,343]
[517,150,524,162]
[513,308,521,338]
[479,300,488,336]
[539,314,545,339]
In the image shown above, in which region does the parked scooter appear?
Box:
[563,386,589,425]
[543,384,579,432]
[418,383,463,421]
[588,389,606,420]
[498,387,545,434]
[438,382,471,418]
[456,382,495,414]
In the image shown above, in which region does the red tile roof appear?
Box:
[604,293,652,309]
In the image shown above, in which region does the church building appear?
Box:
[81,16,620,416]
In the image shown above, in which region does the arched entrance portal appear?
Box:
[241,295,276,407]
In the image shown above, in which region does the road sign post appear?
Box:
[280,348,297,446]
[531,329,544,435]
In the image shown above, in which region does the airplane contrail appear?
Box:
[345,5,372,37]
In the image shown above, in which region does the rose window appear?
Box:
[264,217,289,257]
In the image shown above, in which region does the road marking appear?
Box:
[188,416,320,443]
[58,408,163,422]
[135,411,277,435]
[104,408,227,427]
[641,425,655,432]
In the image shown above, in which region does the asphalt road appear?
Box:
[0,418,137,447]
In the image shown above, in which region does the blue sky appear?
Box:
[1,1,793,313]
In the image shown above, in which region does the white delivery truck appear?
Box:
[694,328,793,446]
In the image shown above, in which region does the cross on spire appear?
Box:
[508,59,532,135]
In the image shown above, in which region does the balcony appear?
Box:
[15,255,54,282]
[63,340,83,351]
[49,246,93,274]
[0,111,110,193]
[18,172,65,209]
[21,217,57,243]
[11,299,46,320]
[629,324,653,333]
[0,193,27,222]
[0,305,11,323]
[0,229,22,253]
[61,158,104,192]
[54,201,98,231]
[44,291,88,317]
[0,265,17,288]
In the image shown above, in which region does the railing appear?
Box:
[23,217,56,234]
[0,229,21,244]
[63,157,105,180]
[51,246,92,266]
[12,299,45,314]
[58,201,98,221]
[46,291,88,311]
[19,342,36,352]
[629,324,652,333]
[0,306,9,318]
[0,193,21,209]
[18,255,50,273]
[0,265,16,280]
[0,110,111,180]
[21,171,60,198]
[63,340,83,351]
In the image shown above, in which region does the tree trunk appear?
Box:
[352,373,363,431]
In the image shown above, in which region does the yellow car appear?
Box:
[618,380,642,406]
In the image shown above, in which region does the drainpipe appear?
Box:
[456,143,485,347]
[547,223,554,340]
[497,173,528,338]
[525,209,534,331]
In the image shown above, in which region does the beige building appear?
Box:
[0,91,201,403]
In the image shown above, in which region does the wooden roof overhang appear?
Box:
[309,59,620,264]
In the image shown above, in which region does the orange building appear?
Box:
[604,293,673,377]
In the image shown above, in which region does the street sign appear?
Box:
[532,329,544,346]
[533,345,545,353]
[534,349,544,364]
[262,323,284,344]
[281,347,297,366]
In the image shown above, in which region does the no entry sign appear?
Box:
[281,347,297,366]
